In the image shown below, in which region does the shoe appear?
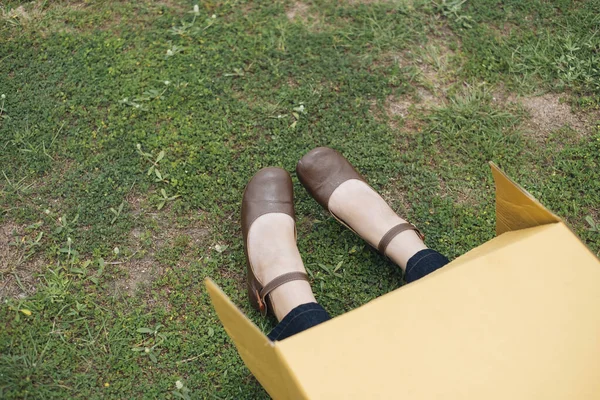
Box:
[242,167,309,317]
[296,147,424,255]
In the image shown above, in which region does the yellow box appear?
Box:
[205,163,600,399]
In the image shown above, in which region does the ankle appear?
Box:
[246,213,316,320]
[270,281,317,321]
[385,232,428,271]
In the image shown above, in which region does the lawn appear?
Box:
[1,0,599,398]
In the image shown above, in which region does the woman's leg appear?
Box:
[247,213,331,341]
[255,177,449,341]
[328,179,449,279]
[262,180,449,340]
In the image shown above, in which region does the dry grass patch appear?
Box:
[437,177,479,206]
[286,2,310,21]
[381,88,445,132]
[497,92,599,143]
[414,39,457,96]
[489,21,518,38]
[0,221,44,300]
[285,1,331,32]
[111,197,209,296]
[517,94,587,139]
[2,0,186,36]
[377,36,459,132]
[1,1,86,34]
[384,96,412,119]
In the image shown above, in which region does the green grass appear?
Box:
[1,0,599,398]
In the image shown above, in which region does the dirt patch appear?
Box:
[489,21,518,38]
[2,1,186,36]
[502,93,597,142]
[112,256,157,296]
[377,36,458,131]
[285,0,414,17]
[154,0,188,13]
[369,96,412,131]
[415,86,445,108]
[381,87,445,131]
[0,222,44,300]
[126,192,148,217]
[2,4,46,22]
[415,40,456,95]
[518,94,586,138]
[286,2,310,21]
[385,96,412,119]
[437,177,478,206]
[284,1,330,32]
[111,205,210,296]
[1,1,86,33]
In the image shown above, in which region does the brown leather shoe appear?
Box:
[296,147,424,255]
[242,167,309,317]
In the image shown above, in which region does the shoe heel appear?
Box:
[247,280,261,313]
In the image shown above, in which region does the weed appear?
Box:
[5,302,33,322]
[586,216,599,233]
[9,230,43,262]
[0,93,6,120]
[132,324,167,364]
[157,188,180,211]
[1,171,33,196]
[136,144,169,183]
[109,202,124,225]
[433,0,474,29]
[54,214,78,238]
[86,258,105,285]
[168,5,216,37]
[172,380,192,400]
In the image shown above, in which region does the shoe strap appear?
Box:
[259,271,309,313]
[378,223,425,255]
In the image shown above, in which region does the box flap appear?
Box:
[490,162,560,235]
[204,279,307,399]
[276,223,600,399]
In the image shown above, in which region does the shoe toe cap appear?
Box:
[296,147,340,184]
[244,167,293,202]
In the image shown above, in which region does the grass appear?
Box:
[1,0,599,398]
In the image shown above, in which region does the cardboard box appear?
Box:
[205,163,600,399]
